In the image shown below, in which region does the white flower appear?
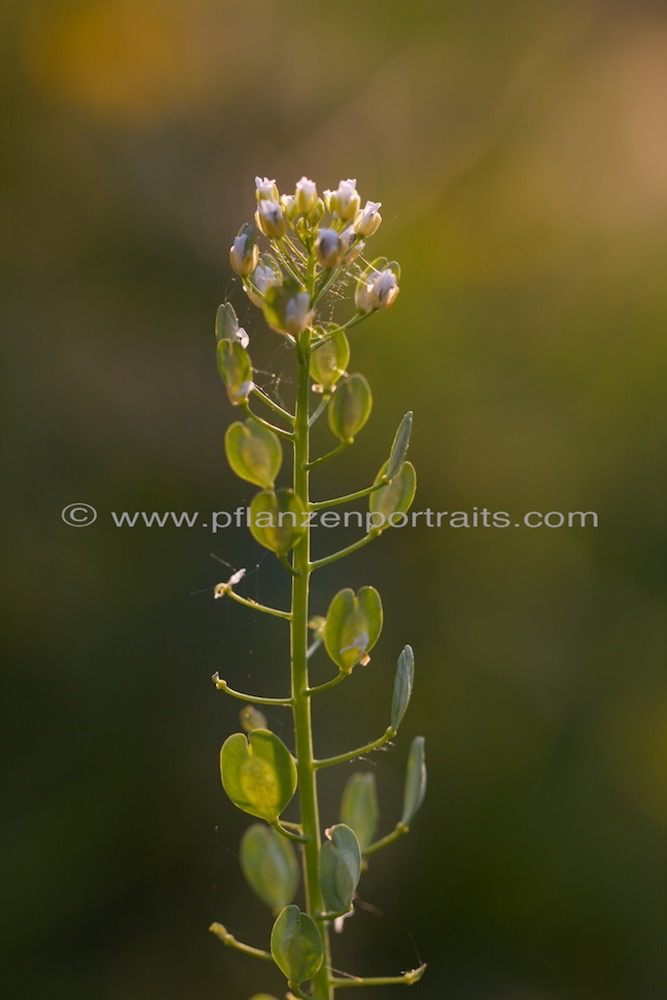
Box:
[315,228,344,269]
[355,268,399,312]
[233,326,250,348]
[295,176,318,214]
[354,200,382,237]
[254,263,281,295]
[256,199,286,238]
[255,176,279,201]
[280,193,298,220]
[330,178,360,221]
[283,291,315,335]
[229,230,259,277]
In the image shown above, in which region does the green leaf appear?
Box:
[217,339,253,405]
[215,302,239,343]
[328,374,372,442]
[225,419,282,489]
[386,411,413,481]
[320,824,362,913]
[369,460,416,527]
[340,772,379,850]
[309,330,350,391]
[240,823,299,913]
[240,705,268,732]
[220,729,297,823]
[249,489,306,556]
[270,905,323,985]
[323,586,383,672]
[391,645,414,732]
[401,735,427,827]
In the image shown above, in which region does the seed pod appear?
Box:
[328,373,372,442]
[340,772,379,850]
[369,460,416,526]
[386,411,413,481]
[323,586,383,673]
[391,645,414,732]
[225,419,282,489]
[309,330,350,392]
[220,729,297,824]
[216,339,253,406]
[240,824,299,913]
[320,824,361,913]
[400,735,427,827]
[270,905,323,985]
[249,489,306,556]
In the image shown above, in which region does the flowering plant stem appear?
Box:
[213,176,426,999]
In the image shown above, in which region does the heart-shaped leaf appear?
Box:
[240,823,299,913]
[369,460,416,526]
[220,729,297,823]
[328,373,372,442]
[225,419,282,489]
[270,905,323,985]
[340,772,379,850]
[386,411,413,481]
[323,586,383,672]
[391,645,414,732]
[217,339,253,405]
[320,824,362,913]
[400,735,426,827]
[249,489,306,556]
[309,330,350,391]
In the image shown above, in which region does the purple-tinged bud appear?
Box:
[354,200,382,237]
[315,228,344,269]
[229,223,259,277]
[256,199,286,239]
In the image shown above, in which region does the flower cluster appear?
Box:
[228,176,398,341]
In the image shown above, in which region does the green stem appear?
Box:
[310,531,379,571]
[314,726,396,770]
[310,477,388,510]
[291,325,332,1000]
[306,440,350,470]
[305,672,345,697]
[208,923,272,961]
[214,585,292,620]
[252,385,295,424]
[211,673,292,707]
[241,401,294,440]
[330,964,427,988]
[362,821,410,857]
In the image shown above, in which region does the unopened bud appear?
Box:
[316,228,344,269]
[244,259,282,307]
[255,175,279,201]
[330,178,360,221]
[256,199,286,239]
[354,200,382,237]
[295,176,318,214]
[281,194,298,220]
[341,225,365,262]
[307,197,326,226]
[229,223,259,277]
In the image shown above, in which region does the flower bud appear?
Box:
[280,194,298,221]
[355,268,399,312]
[330,178,360,221]
[255,175,279,201]
[263,281,314,336]
[295,176,318,214]
[307,198,325,226]
[315,228,344,269]
[354,200,382,237]
[229,223,259,277]
[256,199,286,239]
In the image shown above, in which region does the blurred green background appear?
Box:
[2,1,666,998]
